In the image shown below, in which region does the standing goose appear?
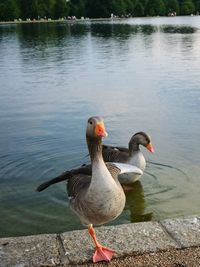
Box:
[37,116,142,263]
[102,132,154,184]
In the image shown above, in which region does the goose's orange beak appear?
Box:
[146,143,154,153]
[95,123,108,138]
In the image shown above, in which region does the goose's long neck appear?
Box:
[129,139,140,156]
[86,135,117,194]
[86,136,103,164]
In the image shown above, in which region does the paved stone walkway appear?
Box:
[0,215,200,267]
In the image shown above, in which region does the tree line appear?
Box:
[0,0,200,21]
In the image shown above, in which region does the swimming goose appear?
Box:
[37,116,142,263]
[102,132,154,184]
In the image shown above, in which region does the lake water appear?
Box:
[0,16,200,238]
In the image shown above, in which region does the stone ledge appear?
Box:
[0,215,199,267]
[0,234,61,267]
[60,221,179,265]
[161,215,200,248]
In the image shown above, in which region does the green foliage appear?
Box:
[5,0,20,20]
[0,0,20,20]
[134,2,145,16]
[0,0,200,21]
[69,0,85,17]
[112,0,127,16]
[180,0,195,14]
[19,0,37,19]
[165,0,180,14]
[85,0,114,18]
[146,0,166,16]
[54,0,69,19]
[37,0,56,18]
[0,2,5,21]
[194,0,200,10]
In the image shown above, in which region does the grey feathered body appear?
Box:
[128,151,146,172]
[68,162,125,225]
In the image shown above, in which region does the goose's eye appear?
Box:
[89,121,93,125]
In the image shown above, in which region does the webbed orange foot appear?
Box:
[93,246,115,263]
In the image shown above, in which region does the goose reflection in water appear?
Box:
[124,181,153,223]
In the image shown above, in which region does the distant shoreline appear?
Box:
[1,15,199,25]
[0,18,118,25]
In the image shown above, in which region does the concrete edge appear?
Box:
[0,215,200,267]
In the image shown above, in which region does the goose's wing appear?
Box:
[114,163,143,175]
[102,144,129,162]
[106,162,143,178]
[36,164,92,192]
[67,172,91,199]
[66,164,92,198]
[103,144,129,153]
[36,170,72,192]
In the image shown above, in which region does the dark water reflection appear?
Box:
[0,17,200,237]
[124,181,153,223]
[161,25,197,34]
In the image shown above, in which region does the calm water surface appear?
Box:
[0,17,200,237]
